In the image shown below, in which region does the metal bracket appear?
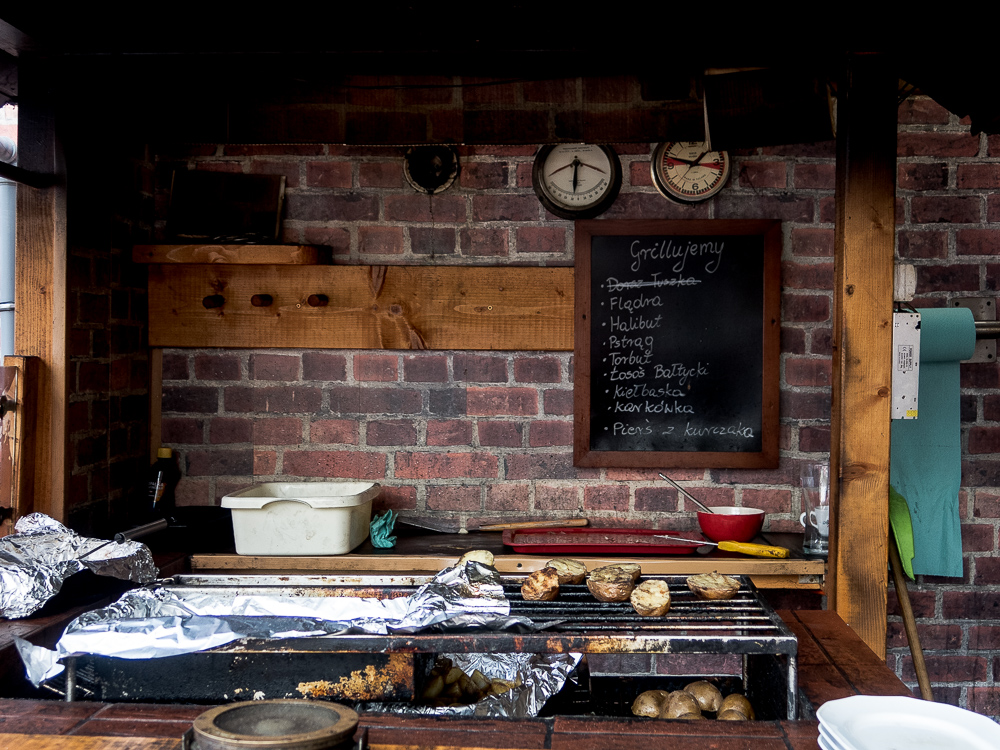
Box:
[952,298,996,364]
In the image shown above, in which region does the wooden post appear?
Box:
[828,54,897,657]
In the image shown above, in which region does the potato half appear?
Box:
[546,557,587,585]
[631,579,671,616]
[686,572,741,600]
[586,566,635,602]
[521,567,560,601]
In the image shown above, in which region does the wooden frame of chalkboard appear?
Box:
[574,219,781,468]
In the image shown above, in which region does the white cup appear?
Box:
[799,505,830,537]
[800,461,830,556]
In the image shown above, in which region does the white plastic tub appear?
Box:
[221,482,380,556]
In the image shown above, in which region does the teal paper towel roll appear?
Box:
[890,306,976,578]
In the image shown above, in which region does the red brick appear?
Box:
[897,132,980,157]
[967,687,1000,717]
[395,452,498,479]
[514,357,561,383]
[367,420,417,446]
[285,193,378,222]
[403,355,448,382]
[887,589,936,618]
[252,417,302,445]
[302,352,347,381]
[536,484,580,510]
[975,556,1000,584]
[964,459,1000,487]
[460,162,508,190]
[785,357,831,387]
[161,417,203,444]
[737,161,786,188]
[254,450,276,475]
[985,395,1000,421]
[916,264,980,292]
[186,449,253,476]
[76,362,108,393]
[411,227,456,255]
[898,230,948,259]
[957,229,1000,256]
[109,358,130,390]
[224,386,322,414]
[306,161,352,188]
[478,420,523,447]
[783,293,830,322]
[790,228,833,258]
[655,653,742,676]
[887,622,962,650]
[384,194,465,222]
[175,478,211,506]
[584,485,629,511]
[969,426,1000,453]
[716,194,814,222]
[969,626,1000,650]
[515,161,534,187]
[975,491,1000,518]
[799,425,831,453]
[194,354,241,381]
[358,161,403,188]
[523,78,578,103]
[781,327,806,355]
[529,421,572,447]
[460,227,508,257]
[471,195,539,222]
[210,417,252,444]
[374,485,417,511]
[796,163,836,189]
[780,391,831,420]
[224,144,323,156]
[454,354,507,382]
[426,485,481,511]
[634,487,677,512]
[249,160,300,188]
[902,655,986,683]
[604,192,709,221]
[282,450,386,479]
[543,389,573,416]
[486,483,530,511]
[582,76,634,102]
[303,226,350,252]
[163,386,219,413]
[467,387,538,416]
[898,162,948,190]
[898,97,952,124]
[810,327,833,356]
[958,164,1000,190]
[516,226,566,254]
[963,523,995,552]
[359,226,405,255]
[249,353,298,381]
[742,488,792,514]
[426,420,473,446]
[328,386,423,415]
[943,590,1000,619]
[911,195,980,224]
[629,161,653,187]
[505,453,599,481]
[781,261,833,290]
[309,419,358,445]
[354,354,399,382]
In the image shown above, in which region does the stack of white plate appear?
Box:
[815,695,1000,750]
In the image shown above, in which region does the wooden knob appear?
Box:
[307,294,329,307]
[251,294,273,307]
[202,294,225,309]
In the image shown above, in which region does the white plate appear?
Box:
[818,723,854,750]
[817,734,841,750]
[817,695,1000,750]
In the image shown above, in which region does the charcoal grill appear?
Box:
[63,573,798,718]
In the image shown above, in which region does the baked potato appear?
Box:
[631,579,671,616]
[521,567,560,601]
[546,557,587,585]
[683,680,723,713]
[586,565,636,602]
[686,572,741,600]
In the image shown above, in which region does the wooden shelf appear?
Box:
[133,244,328,265]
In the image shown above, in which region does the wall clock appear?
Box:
[651,141,731,204]
[532,144,622,220]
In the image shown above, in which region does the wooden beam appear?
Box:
[828,54,897,657]
[0,356,38,530]
[148,265,574,350]
[133,244,327,265]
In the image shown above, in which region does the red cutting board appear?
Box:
[501,527,697,555]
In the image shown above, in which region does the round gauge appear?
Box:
[532,144,622,220]
[651,141,731,204]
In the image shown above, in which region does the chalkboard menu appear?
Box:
[574,220,780,468]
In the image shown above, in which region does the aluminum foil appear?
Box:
[19,559,532,687]
[361,651,582,718]
[0,513,158,619]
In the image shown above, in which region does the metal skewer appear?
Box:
[658,473,715,514]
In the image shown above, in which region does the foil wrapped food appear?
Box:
[0,513,158,619]
[18,560,538,688]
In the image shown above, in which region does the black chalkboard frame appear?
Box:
[573,219,781,468]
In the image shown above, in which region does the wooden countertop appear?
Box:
[189,531,826,589]
[0,610,909,750]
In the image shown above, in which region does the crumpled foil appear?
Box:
[360,651,582,718]
[0,513,158,619]
[18,560,534,687]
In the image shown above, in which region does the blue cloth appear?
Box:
[889,307,975,578]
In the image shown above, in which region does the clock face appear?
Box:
[532,144,622,220]
[651,141,731,204]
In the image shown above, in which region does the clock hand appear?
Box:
[572,158,580,193]
[548,163,574,175]
[577,161,607,174]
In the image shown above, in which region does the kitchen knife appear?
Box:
[654,535,790,558]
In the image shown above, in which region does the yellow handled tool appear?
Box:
[655,535,790,558]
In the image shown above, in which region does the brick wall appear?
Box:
[155,94,1000,716]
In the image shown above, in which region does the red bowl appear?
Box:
[697,507,765,543]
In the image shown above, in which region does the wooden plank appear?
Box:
[149,349,162,463]
[0,357,36,532]
[0,735,181,750]
[0,364,17,534]
[828,54,896,658]
[133,244,327,265]
[148,265,575,350]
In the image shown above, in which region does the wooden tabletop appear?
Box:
[0,609,909,750]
